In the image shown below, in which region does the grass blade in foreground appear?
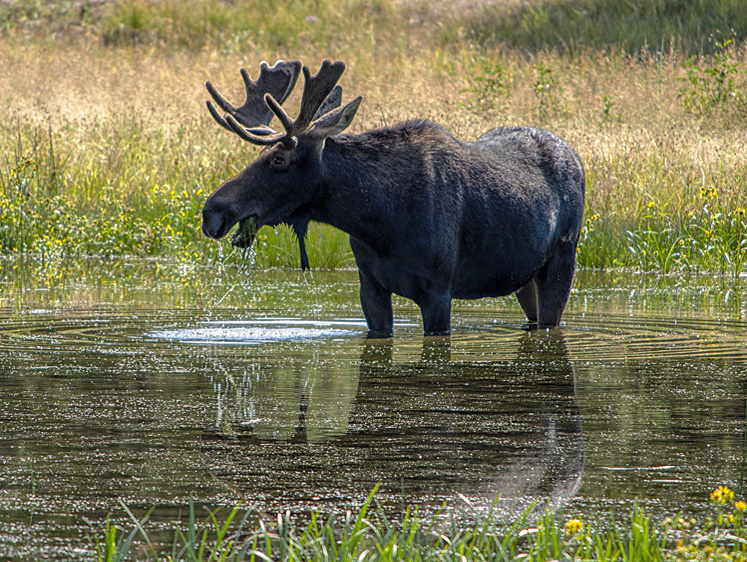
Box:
[90,486,747,561]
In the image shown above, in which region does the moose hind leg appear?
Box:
[535,242,577,327]
[515,279,538,324]
[358,271,394,338]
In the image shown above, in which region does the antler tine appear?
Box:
[261,60,347,142]
[206,94,280,134]
[224,114,287,146]
[263,94,294,131]
[206,60,302,133]
[205,97,233,132]
[295,60,347,132]
[313,85,343,121]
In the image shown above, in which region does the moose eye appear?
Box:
[270,154,288,171]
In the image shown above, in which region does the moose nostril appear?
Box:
[201,211,226,239]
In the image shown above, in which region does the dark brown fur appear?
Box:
[202,119,585,336]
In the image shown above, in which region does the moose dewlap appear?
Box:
[201,60,585,336]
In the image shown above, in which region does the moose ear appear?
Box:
[305,96,362,140]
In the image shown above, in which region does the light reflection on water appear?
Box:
[0,259,745,559]
[150,324,358,344]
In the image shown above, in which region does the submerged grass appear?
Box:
[90,486,747,561]
[1,0,746,274]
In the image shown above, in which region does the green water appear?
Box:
[0,258,745,559]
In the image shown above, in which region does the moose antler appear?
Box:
[223,60,347,146]
[206,60,302,134]
[313,85,343,120]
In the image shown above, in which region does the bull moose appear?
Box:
[200,60,585,337]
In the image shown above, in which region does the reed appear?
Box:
[91,486,747,561]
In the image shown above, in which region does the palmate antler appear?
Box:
[208,60,349,146]
[205,60,302,135]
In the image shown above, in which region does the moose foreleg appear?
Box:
[515,279,539,325]
[419,294,452,337]
[358,272,394,338]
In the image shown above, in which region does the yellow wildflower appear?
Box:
[711,486,735,505]
[735,501,747,512]
[565,518,583,536]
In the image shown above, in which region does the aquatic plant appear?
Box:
[460,59,513,115]
[85,486,747,561]
[91,490,669,561]
[534,61,566,122]
[711,486,736,506]
[624,187,747,277]
[679,38,747,118]
[84,484,747,561]
[662,487,747,560]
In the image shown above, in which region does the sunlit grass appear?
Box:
[90,486,747,561]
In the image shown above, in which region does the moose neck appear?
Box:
[309,128,426,252]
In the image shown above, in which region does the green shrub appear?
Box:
[461,60,513,115]
[678,38,747,118]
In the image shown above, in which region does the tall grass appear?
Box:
[442,0,747,56]
[91,486,747,561]
[0,0,746,274]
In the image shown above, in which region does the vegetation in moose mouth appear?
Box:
[230,216,258,249]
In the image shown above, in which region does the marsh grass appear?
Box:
[90,486,747,561]
[1,0,746,274]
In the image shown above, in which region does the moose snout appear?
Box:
[201,213,224,239]
[201,199,231,240]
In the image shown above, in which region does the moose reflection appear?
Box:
[202,331,583,519]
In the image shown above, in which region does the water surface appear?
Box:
[0,259,745,559]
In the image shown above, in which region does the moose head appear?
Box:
[201,60,361,270]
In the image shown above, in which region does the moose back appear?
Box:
[200,60,585,336]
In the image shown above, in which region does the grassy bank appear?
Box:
[92,486,747,561]
[1,0,746,274]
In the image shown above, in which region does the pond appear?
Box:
[0,259,745,559]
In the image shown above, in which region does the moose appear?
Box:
[201,60,585,337]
